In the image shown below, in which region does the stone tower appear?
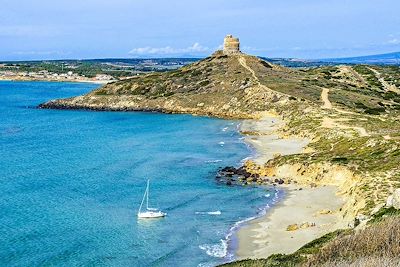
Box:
[223,34,240,55]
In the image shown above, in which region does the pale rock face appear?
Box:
[223,34,240,55]
[386,188,400,209]
[387,195,394,207]
[393,189,400,209]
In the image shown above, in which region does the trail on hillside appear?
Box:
[322,117,369,137]
[239,56,372,138]
[320,87,370,137]
[339,66,367,87]
[368,67,400,94]
[238,55,291,98]
[238,56,261,86]
[320,88,355,115]
[321,88,332,109]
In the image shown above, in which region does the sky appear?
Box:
[1,0,400,60]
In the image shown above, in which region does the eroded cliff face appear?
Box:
[244,160,365,221]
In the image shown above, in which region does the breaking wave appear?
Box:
[195,210,222,215]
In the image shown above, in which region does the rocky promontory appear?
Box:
[39,36,400,267]
[39,50,293,119]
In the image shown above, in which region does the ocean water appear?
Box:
[0,81,278,267]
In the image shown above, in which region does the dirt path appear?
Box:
[237,55,292,99]
[241,57,371,138]
[339,66,367,87]
[322,117,369,137]
[368,67,400,94]
[321,88,332,109]
[320,87,370,137]
[238,56,260,85]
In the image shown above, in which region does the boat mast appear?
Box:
[146,179,149,210]
[138,180,148,214]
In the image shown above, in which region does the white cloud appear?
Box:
[388,38,400,45]
[129,42,209,55]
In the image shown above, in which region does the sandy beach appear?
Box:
[240,114,309,165]
[236,114,350,259]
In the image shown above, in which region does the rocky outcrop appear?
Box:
[216,165,288,186]
[216,166,259,185]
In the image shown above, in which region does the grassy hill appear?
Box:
[40,51,400,117]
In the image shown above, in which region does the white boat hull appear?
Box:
[138,211,166,219]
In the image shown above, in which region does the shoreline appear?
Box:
[233,113,350,260]
[226,185,283,260]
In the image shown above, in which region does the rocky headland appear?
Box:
[39,35,400,266]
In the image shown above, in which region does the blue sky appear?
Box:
[1,0,400,60]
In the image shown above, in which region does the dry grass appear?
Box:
[304,217,400,266]
[320,257,400,267]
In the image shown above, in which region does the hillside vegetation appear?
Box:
[40,51,400,116]
[40,51,400,266]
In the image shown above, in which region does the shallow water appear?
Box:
[0,81,276,267]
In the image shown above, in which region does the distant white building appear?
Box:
[95,74,114,81]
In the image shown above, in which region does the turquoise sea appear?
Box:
[0,81,278,267]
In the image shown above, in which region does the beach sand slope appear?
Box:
[237,114,350,259]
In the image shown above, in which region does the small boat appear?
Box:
[138,179,166,219]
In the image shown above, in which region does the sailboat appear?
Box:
[137,179,166,219]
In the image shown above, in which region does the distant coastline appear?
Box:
[0,76,113,84]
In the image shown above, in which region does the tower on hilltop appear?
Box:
[223,34,241,55]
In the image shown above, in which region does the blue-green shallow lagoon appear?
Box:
[0,81,278,267]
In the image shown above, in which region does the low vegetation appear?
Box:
[221,215,400,267]
[305,216,400,266]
